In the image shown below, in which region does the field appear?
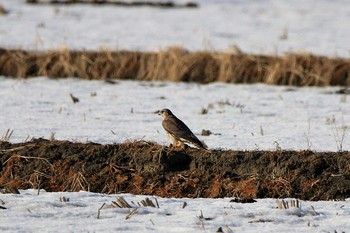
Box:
[0,0,350,232]
[0,75,349,233]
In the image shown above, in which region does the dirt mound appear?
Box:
[0,48,350,86]
[1,139,350,200]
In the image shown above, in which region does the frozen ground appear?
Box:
[1,1,350,232]
[0,0,350,56]
[0,189,349,232]
[0,77,349,151]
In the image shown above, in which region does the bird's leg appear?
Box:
[177,141,185,150]
[168,144,180,151]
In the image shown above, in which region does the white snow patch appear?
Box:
[0,190,350,232]
[1,77,349,151]
[0,0,349,56]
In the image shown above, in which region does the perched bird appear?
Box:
[157,109,207,149]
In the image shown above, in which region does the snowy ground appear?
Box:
[0,0,350,57]
[1,1,350,232]
[1,77,349,151]
[1,77,349,232]
[0,189,349,233]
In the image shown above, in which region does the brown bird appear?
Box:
[157,109,208,149]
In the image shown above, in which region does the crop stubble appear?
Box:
[0,48,349,86]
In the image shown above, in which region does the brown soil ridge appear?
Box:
[1,138,350,200]
[0,48,349,86]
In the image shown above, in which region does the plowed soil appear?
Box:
[1,139,350,200]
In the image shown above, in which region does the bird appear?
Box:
[157,108,208,149]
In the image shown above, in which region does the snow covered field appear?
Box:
[1,1,350,232]
[1,77,349,151]
[0,0,350,57]
[0,189,349,233]
[1,79,349,232]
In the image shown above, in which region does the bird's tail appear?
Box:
[197,140,208,150]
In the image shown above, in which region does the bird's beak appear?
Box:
[154,110,161,115]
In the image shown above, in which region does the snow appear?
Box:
[1,77,349,151]
[0,189,349,232]
[0,0,350,57]
[1,1,350,232]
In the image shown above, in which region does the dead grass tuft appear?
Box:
[65,171,89,192]
[1,129,13,142]
[0,184,20,194]
[275,199,301,209]
[26,0,199,8]
[112,197,133,208]
[232,178,258,199]
[261,177,292,198]
[112,196,159,209]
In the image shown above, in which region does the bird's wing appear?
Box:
[162,117,202,145]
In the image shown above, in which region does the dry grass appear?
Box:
[1,129,13,142]
[97,203,105,219]
[260,177,292,198]
[112,197,133,208]
[112,197,159,208]
[26,0,198,8]
[0,48,349,86]
[66,171,90,192]
[275,199,301,209]
[232,178,258,199]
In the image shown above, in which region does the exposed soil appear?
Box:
[1,138,350,200]
[1,48,350,86]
